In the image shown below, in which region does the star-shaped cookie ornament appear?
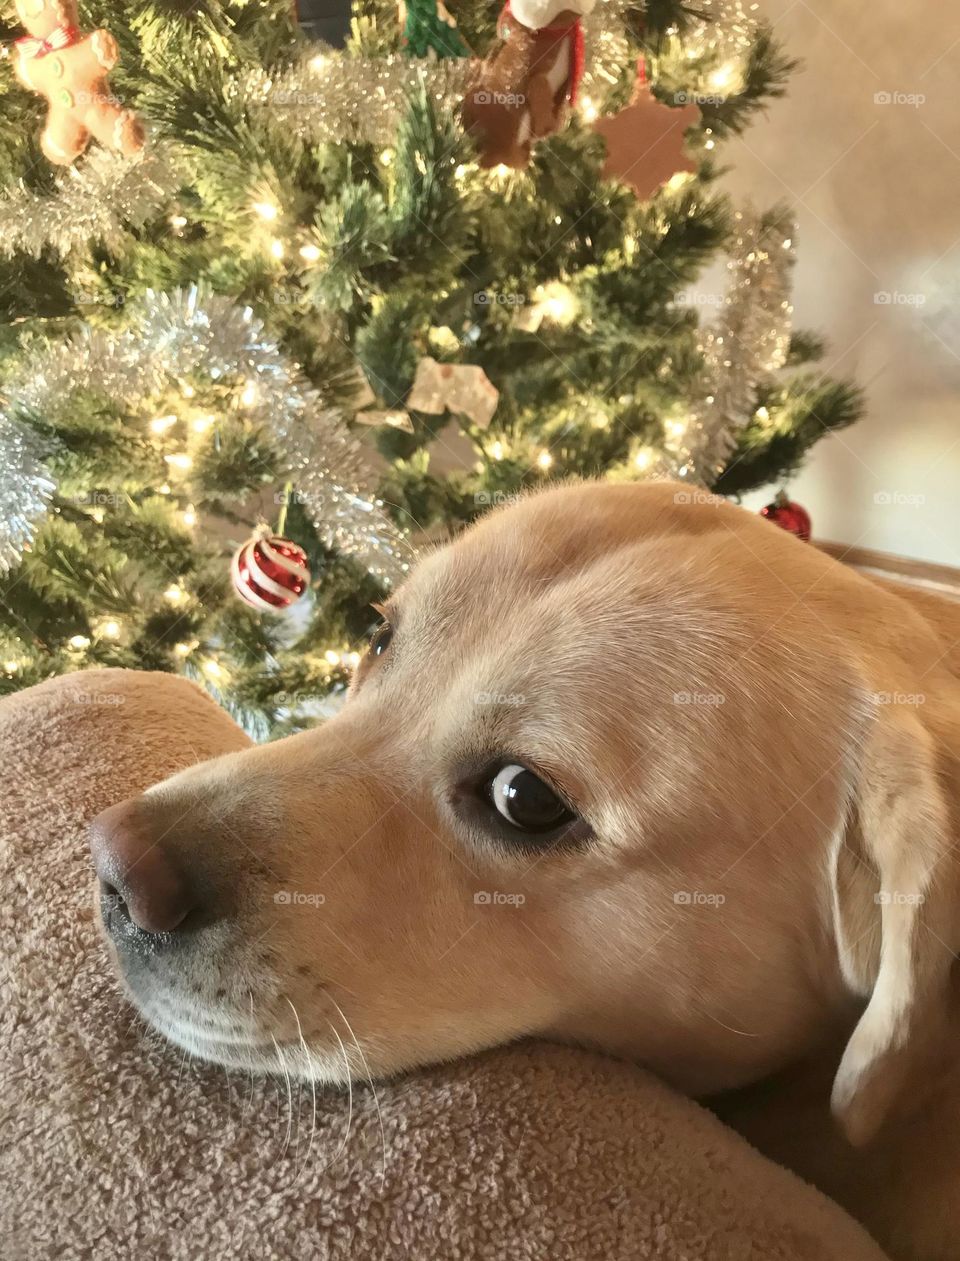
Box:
[593,84,700,201]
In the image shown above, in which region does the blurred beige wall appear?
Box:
[722,0,960,563]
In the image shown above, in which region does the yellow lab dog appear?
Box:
[90,482,960,1261]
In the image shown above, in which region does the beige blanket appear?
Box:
[0,669,889,1260]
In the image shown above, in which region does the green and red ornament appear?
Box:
[760,491,811,542]
[231,530,311,611]
[400,0,471,58]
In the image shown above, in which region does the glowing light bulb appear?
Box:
[253,200,278,221]
[635,449,652,470]
[324,649,341,666]
[68,635,91,650]
[192,415,214,433]
[164,584,186,605]
[580,96,598,122]
[202,659,224,680]
[537,450,553,471]
[90,507,105,524]
[181,384,196,399]
[299,243,321,262]
[490,440,505,460]
[708,62,737,91]
[541,282,578,325]
[270,238,285,260]
[150,414,178,434]
[240,383,257,407]
[173,640,198,658]
[158,483,171,495]
[664,171,695,193]
[99,619,121,640]
[182,504,197,527]
[454,164,469,180]
[755,406,770,421]
[309,53,327,72]
[704,138,716,150]
[380,149,394,167]
[4,660,20,673]
[170,214,188,229]
[164,452,192,470]
[346,651,361,669]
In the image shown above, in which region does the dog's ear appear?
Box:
[829,707,959,1146]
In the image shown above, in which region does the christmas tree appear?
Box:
[0,0,861,734]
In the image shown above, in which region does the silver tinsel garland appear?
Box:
[684,0,762,59]
[260,0,761,140]
[582,0,759,96]
[0,144,179,260]
[0,0,763,257]
[0,288,411,581]
[660,208,796,483]
[0,418,55,576]
[248,55,474,146]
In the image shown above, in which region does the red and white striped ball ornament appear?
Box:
[231,532,310,612]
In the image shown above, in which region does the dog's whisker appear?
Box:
[324,988,387,1195]
[241,992,257,1118]
[284,997,318,1183]
[270,1034,294,1163]
[242,1060,256,1119]
[690,997,761,1040]
[324,1016,355,1170]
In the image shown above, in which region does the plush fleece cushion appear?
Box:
[0,669,889,1260]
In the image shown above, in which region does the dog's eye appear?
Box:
[369,622,393,657]
[487,764,574,833]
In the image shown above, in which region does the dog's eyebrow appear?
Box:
[370,600,403,633]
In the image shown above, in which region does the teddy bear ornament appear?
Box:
[13,0,146,166]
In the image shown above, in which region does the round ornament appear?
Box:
[760,490,811,542]
[231,533,310,611]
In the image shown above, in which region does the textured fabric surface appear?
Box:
[0,669,890,1260]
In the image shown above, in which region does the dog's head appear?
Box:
[90,482,960,1141]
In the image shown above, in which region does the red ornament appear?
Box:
[231,533,310,611]
[760,491,812,542]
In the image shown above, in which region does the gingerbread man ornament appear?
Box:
[13,0,145,166]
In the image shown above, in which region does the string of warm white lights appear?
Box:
[471,206,795,483]
[0,289,411,582]
[580,0,759,97]
[0,0,762,260]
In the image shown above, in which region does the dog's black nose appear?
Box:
[89,798,196,936]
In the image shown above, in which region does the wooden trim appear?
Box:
[818,541,960,598]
